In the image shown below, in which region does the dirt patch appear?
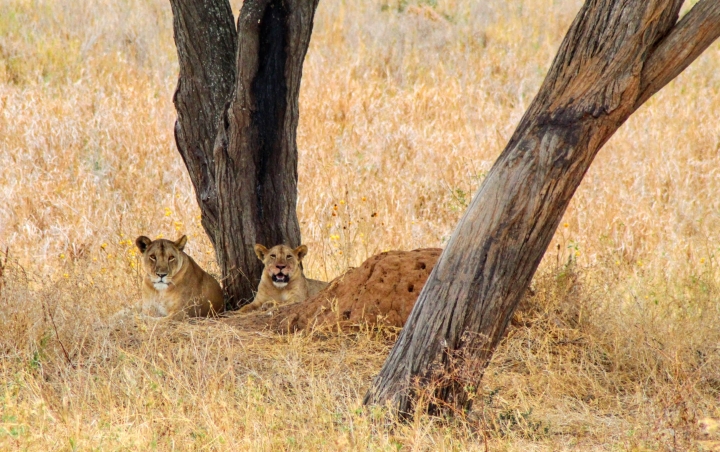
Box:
[224,248,442,333]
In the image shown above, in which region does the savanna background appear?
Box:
[1,0,720,450]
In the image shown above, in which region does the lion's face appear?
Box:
[135,235,187,291]
[255,244,307,289]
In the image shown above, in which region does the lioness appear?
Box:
[239,243,327,313]
[135,235,224,319]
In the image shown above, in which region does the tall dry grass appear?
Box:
[1,0,719,449]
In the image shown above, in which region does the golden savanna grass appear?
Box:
[1,0,720,449]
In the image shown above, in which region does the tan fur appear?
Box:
[135,235,224,320]
[239,243,328,313]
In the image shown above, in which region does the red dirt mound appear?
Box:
[224,248,442,332]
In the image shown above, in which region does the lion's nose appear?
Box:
[275,265,286,270]
[156,272,168,279]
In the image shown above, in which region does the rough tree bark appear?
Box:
[364,0,720,417]
[170,0,319,308]
[170,0,236,248]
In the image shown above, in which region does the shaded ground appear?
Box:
[224,248,442,332]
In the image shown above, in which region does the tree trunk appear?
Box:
[170,0,319,308]
[364,0,720,417]
[170,0,236,249]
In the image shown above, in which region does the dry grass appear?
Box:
[1,0,720,449]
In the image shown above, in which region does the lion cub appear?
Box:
[240,243,327,313]
[135,235,224,319]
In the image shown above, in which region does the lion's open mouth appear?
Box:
[272,273,289,284]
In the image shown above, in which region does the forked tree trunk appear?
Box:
[364,0,720,417]
[170,0,319,308]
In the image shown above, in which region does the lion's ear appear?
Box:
[174,235,187,251]
[135,236,152,253]
[294,245,308,261]
[254,244,269,261]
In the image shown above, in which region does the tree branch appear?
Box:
[637,0,720,106]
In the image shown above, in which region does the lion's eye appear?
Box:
[270,254,276,259]
[149,255,156,261]
[286,255,293,259]
[169,256,175,261]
